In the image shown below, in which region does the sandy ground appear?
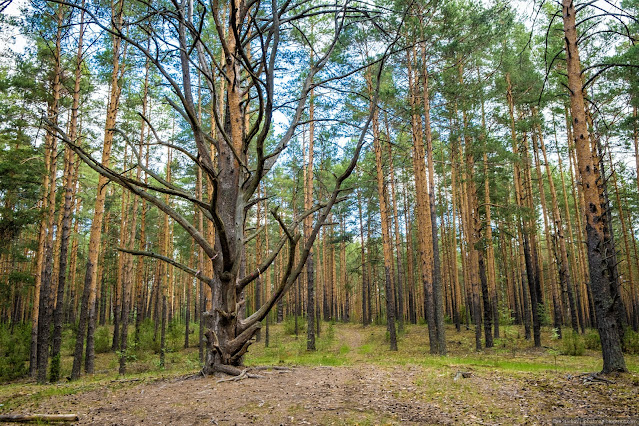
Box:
[4,326,639,425]
[8,363,638,425]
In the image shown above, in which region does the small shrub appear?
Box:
[49,353,61,382]
[459,306,469,325]
[61,327,76,356]
[283,316,305,335]
[135,319,161,353]
[167,320,182,352]
[537,304,551,327]
[0,323,30,381]
[623,329,639,355]
[94,326,111,354]
[560,331,585,356]
[584,330,601,350]
[498,305,514,326]
[326,322,335,341]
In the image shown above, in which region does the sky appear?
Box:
[1,0,27,54]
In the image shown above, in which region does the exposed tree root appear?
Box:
[215,368,265,383]
[567,373,616,385]
[201,362,291,379]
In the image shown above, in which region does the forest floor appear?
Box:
[2,322,639,425]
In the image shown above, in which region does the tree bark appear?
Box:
[372,103,397,351]
[357,188,368,326]
[385,123,405,331]
[50,5,84,382]
[36,4,65,383]
[305,104,316,349]
[562,0,626,373]
[407,47,437,354]
[71,0,125,380]
[506,74,539,347]
[422,58,446,354]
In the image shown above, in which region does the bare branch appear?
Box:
[117,248,214,286]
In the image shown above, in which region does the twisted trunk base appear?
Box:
[201,312,261,376]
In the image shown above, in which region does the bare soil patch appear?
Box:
[7,364,638,425]
[3,324,639,425]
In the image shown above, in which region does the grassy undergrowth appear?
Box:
[245,322,639,375]
[1,320,638,414]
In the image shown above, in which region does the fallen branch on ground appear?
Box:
[0,413,79,422]
[215,368,266,383]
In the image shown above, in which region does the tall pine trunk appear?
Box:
[50,5,85,382]
[71,0,125,379]
[562,0,626,373]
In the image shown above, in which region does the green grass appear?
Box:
[2,319,638,416]
[246,321,639,375]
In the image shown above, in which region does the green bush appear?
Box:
[498,305,514,326]
[134,319,161,353]
[94,326,111,354]
[0,323,30,382]
[167,320,182,352]
[283,315,305,335]
[538,304,551,327]
[584,329,601,350]
[459,306,469,325]
[560,331,585,356]
[61,327,76,356]
[623,329,639,355]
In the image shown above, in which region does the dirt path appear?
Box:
[23,365,449,425]
[13,363,638,425]
[4,326,638,425]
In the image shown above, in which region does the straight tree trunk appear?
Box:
[482,150,499,339]
[37,4,65,383]
[532,127,562,336]
[403,184,417,325]
[562,0,626,373]
[372,103,397,351]
[118,117,145,376]
[386,125,405,331]
[561,122,589,331]
[185,251,191,349]
[134,61,149,345]
[66,197,81,325]
[449,140,462,332]
[459,134,483,351]
[50,5,85,382]
[113,152,130,351]
[480,98,499,339]
[254,186,263,342]
[506,74,540,347]
[407,48,437,354]
[538,119,578,333]
[305,103,316,350]
[71,0,125,380]
[358,188,368,326]
[160,295,167,368]
[458,70,491,349]
[422,59,446,354]
[521,130,543,346]
[606,148,637,331]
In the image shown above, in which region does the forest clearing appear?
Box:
[2,0,639,422]
[1,323,638,424]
